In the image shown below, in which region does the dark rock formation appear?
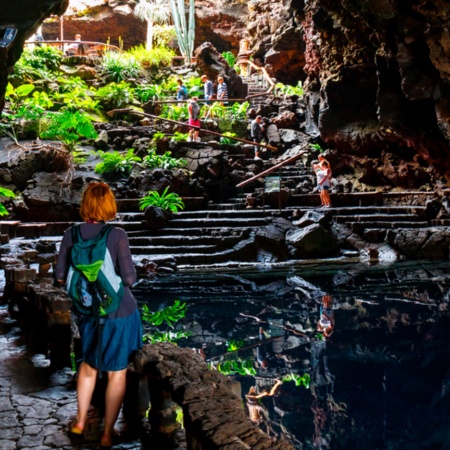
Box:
[0,0,68,111]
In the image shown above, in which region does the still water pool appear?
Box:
[134,260,450,450]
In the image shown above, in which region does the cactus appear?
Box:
[169,0,195,64]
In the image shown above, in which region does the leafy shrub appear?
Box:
[143,150,186,170]
[0,187,16,216]
[171,132,189,142]
[134,83,167,103]
[220,131,237,145]
[96,81,135,110]
[160,104,188,121]
[128,45,175,68]
[97,51,142,82]
[222,51,236,67]
[141,299,190,344]
[40,110,98,151]
[94,149,141,176]
[139,186,185,213]
[275,81,303,97]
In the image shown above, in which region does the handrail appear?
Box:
[24,40,121,53]
[236,150,308,188]
[242,58,276,92]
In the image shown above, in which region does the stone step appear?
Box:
[431,219,450,226]
[120,209,270,221]
[349,221,429,231]
[128,227,253,237]
[167,217,270,228]
[129,234,242,246]
[130,244,218,255]
[363,228,387,243]
[334,214,424,223]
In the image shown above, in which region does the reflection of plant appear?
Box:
[94,149,141,175]
[141,299,190,344]
[211,358,257,376]
[40,110,98,151]
[143,150,186,169]
[226,339,244,352]
[0,187,15,216]
[139,186,185,212]
[282,373,311,388]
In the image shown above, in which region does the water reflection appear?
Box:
[135,260,450,449]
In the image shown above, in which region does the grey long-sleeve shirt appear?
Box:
[55,223,138,319]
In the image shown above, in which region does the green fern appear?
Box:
[139,186,185,213]
[94,149,141,175]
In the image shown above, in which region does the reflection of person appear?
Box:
[217,76,228,105]
[187,97,201,142]
[245,379,283,422]
[313,160,332,208]
[55,182,143,449]
[317,295,335,338]
[251,115,264,160]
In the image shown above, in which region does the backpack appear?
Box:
[66,224,124,318]
[180,85,188,99]
[191,101,200,120]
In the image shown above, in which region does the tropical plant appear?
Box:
[139,186,185,212]
[222,51,236,67]
[230,101,249,120]
[94,149,141,176]
[133,0,171,50]
[5,83,35,113]
[96,81,135,110]
[40,110,98,151]
[53,86,101,116]
[309,143,324,153]
[210,358,257,376]
[141,299,189,344]
[128,45,175,69]
[97,51,142,82]
[226,339,245,352]
[134,83,167,103]
[0,187,16,216]
[143,150,186,170]
[281,373,311,388]
[169,0,195,63]
[275,81,303,97]
[160,104,188,121]
[153,24,176,47]
[220,132,237,145]
[171,131,189,142]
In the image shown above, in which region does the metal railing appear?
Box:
[24,40,121,57]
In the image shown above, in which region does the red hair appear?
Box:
[79,182,117,222]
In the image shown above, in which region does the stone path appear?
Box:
[0,305,143,450]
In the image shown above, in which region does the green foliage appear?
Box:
[309,143,324,153]
[98,51,143,82]
[141,299,190,344]
[226,339,244,352]
[134,83,166,103]
[275,81,303,97]
[281,373,311,389]
[160,104,188,121]
[139,186,185,213]
[0,187,16,217]
[28,45,63,72]
[169,0,195,63]
[40,110,98,151]
[53,85,100,115]
[152,131,166,142]
[5,83,35,113]
[96,81,135,110]
[142,149,186,170]
[171,132,189,142]
[211,358,257,376]
[222,51,236,67]
[94,149,141,176]
[153,25,176,47]
[220,132,237,145]
[128,45,175,68]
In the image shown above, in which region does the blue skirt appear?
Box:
[79,309,143,372]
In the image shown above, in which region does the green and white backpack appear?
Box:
[66,224,124,318]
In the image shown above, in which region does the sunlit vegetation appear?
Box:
[139,186,185,213]
[0,187,16,216]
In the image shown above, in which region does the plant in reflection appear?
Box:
[94,149,141,176]
[141,299,190,344]
[139,186,185,212]
[210,359,257,376]
[0,187,16,216]
[226,339,245,352]
[282,373,311,388]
